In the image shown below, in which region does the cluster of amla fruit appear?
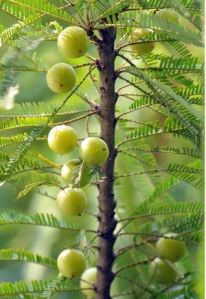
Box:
[47,124,109,298]
[46,25,89,93]
[57,249,97,298]
[45,15,182,295]
[150,233,187,284]
[48,124,109,217]
[45,25,106,298]
[45,9,180,94]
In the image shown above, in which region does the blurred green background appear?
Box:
[0,5,204,299]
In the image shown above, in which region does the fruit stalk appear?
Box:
[95,27,118,298]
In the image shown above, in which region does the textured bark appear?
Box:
[95,27,118,299]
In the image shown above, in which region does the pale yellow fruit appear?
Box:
[46,63,76,93]
[57,188,87,216]
[57,249,86,278]
[61,159,80,184]
[129,28,154,55]
[80,267,97,298]
[80,137,109,167]
[149,258,177,284]
[48,125,78,154]
[156,234,186,262]
[57,26,89,58]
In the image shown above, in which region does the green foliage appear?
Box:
[0,0,203,298]
[133,201,202,218]
[0,210,82,231]
[1,0,73,24]
[0,277,79,298]
[0,248,56,268]
[139,14,202,47]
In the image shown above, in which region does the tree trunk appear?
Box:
[95,27,117,299]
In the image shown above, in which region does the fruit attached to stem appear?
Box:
[149,258,177,284]
[46,63,76,93]
[80,267,97,298]
[156,233,186,262]
[129,28,154,55]
[57,187,87,216]
[48,125,78,154]
[57,26,89,58]
[61,159,80,184]
[57,249,86,278]
[80,137,109,166]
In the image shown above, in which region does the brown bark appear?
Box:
[95,27,118,299]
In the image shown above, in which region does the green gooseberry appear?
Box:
[61,159,80,184]
[129,28,154,55]
[48,125,78,154]
[46,63,76,93]
[57,26,89,58]
[57,249,86,278]
[57,187,87,216]
[156,233,186,263]
[149,258,177,284]
[80,267,97,298]
[80,137,109,167]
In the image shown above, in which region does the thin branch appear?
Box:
[116,80,144,94]
[118,150,158,169]
[55,111,97,126]
[119,210,200,223]
[0,214,97,234]
[36,190,56,200]
[152,272,192,298]
[115,169,165,180]
[116,39,175,52]
[116,105,155,119]
[0,111,97,132]
[114,258,154,275]
[118,146,201,158]
[115,239,155,258]
[66,0,87,27]
[47,66,96,125]
[83,211,98,218]
[0,109,92,119]
[115,274,154,296]
[118,75,152,98]
[73,62,94,69]
[76,92,97,108]
[118,118,154,125]
[116,127,185,148]
[118,94,137,102]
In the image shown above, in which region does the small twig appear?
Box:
[47,66,96,126]
[116,39,175,52]
[152,272,192,298]
[115,240,150,258]
[115,169,165,180]
[118,75,152,98]
[116,81,144,94]
[114,258,154,275]
[73,62,94,69]
[115,274,154,296]
[55,111,97,126]
[76,92,97,108]
[83,211,98,218]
